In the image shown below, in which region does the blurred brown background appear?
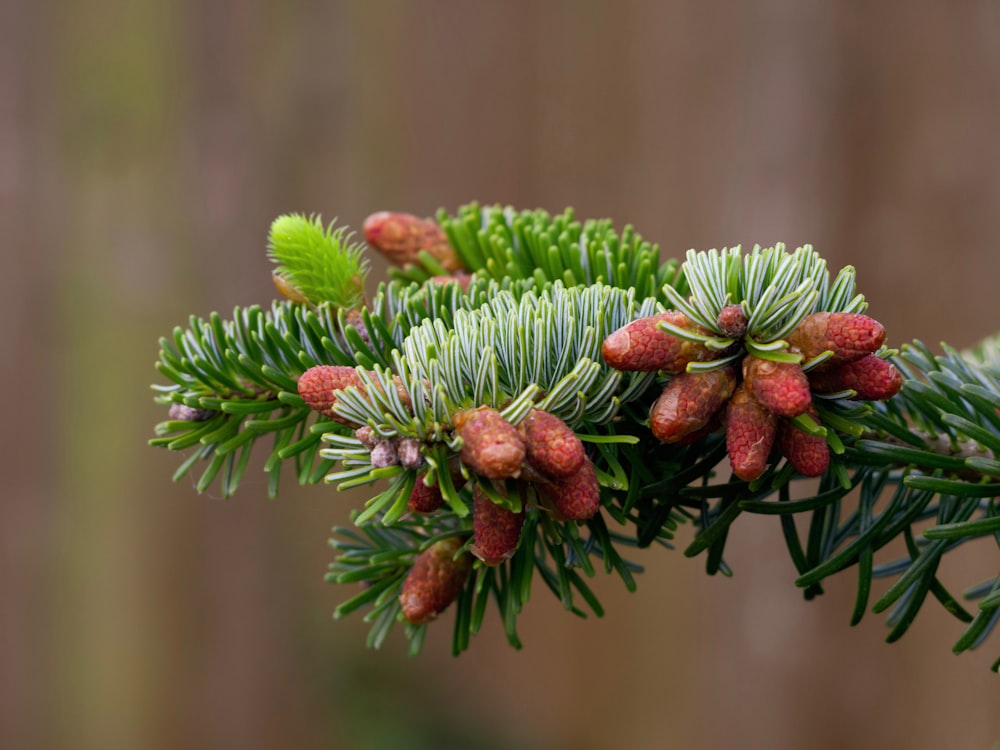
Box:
[5,1,1000,748]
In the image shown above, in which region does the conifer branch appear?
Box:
[149,203,1000,668]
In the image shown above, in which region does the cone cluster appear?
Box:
[298,365,604,565]
[603,310,903,481]
[453,406,602,564]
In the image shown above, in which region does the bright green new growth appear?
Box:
[267,213,369,308]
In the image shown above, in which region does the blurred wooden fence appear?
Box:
[4,1,1000,748]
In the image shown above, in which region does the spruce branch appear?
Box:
[149,202,1000,668]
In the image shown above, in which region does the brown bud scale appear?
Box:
[716,304,748,338]
[168,403,215,422]
[397,437,424,469]
[354,426,378,449]
[369,440,399,468]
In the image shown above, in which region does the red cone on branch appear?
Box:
[777,411,830,477]
[520,409,586,479]
[407,462,466,514]
[601,311,717,373]
[407,473,446,514]
[363,211,462,272]
[786,312,886,363]
[453,407,526,479]
[743,355,812,418]
[297,365,365,426]
[649,366,737,443]
[808,355,903,401]
[545,457,602,520]
[725,385,778,481]
[399,537,471,625]
[471,486,525,566]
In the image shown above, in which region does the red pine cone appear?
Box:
[399,537,471,625]
[546,457,602,520]
[407,463,466,514]
[725,384,778,481]
[520,409,586,479]
[407,472,446,514]
[743,355,812,418]
[453,407,526,479]
[471,486,526,566]
[777,412,830,477]
[716,304,748,338]
[785,312,886,363]
[649,366,737,443]
[363,211,462,272]
[808,354,903,401]
[297,365,365,426]
[601,311,717,373]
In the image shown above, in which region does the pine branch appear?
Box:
[149,203,1000,668]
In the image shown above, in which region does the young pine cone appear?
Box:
[363,211,463,272]
[776,410,830,477]
[453,407,526,480]
[470,485,525,566]
[407,473,446,514]
[725,384,778,482]
[399,537,471,625]
[807,354,903,401]
[544,457,602,521]
[297,365,365,426]
[298,365,413,427]
[785,312,886,363]
[601,311,718,373]
[649,367,737,443]
[407,463,466,514]
[519,409,586,479]
[742,355,812,419]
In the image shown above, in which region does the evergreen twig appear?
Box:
[150,203,1000,668]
